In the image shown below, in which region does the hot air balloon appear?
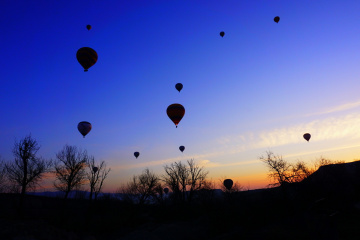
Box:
[220,31,225,37]
[78,121,92,138]
[167,104,185,128]
[179,146,185,152]
[303,133,311,142]
[164,188,169,194]
[86,25,92,31]
[134,152,140,159]
[76,47,98,72]
[175,83,183,92]
[223,179,233,191]
[274,16,280,23]
[93,167,98,173]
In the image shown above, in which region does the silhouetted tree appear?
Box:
[118,168,160,204]
[0,157,8,193]
[313,157,345,170]
[162,159,208,204]
[260,151,293,187]
[5,135,52,210]
[53,145,88,199]
[87,156,111,201]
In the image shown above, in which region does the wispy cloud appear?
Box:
[306,100,360,117]
[111,107,360,171]
[257,113,360,147]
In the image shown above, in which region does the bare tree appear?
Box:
[53,145,88,199]
[162,159,208,204]
[313,157,345,170]
[163,161,188,203]
[118,168,160,205]
[260,151,294,187]
[87,156,111,201]
[188,159,208,201]
[0,157,8,193]
[5,135,52,208]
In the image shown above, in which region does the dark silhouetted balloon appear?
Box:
[179,146,185,152]
[220,31,225,37]
[303,133,311,142]
[164,188,169,194]
[274,16,280,23]
[93,167,98,173]
[78,121,92,138]
[223,179,233,190]
[167,104,185,128]
[86,25,92,31]
[76,47,98,72]
[175,83,183,92]
[134,152,140,159]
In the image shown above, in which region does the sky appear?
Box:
[2,0,360,192]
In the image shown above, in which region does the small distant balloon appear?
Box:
[223,179,233,191]
[179,146,185,152]
[303,133,311,142]
[86,25,92,31]
[93,167,98,173]
[220,31,225,37]
[167,104,185,128]
[175,83,183,92]
[274,16,280,23]
[134,152,140,159]
[76,47,98,72]
[164,188,169,194]
[77,121,92,138]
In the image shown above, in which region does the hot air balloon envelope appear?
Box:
[220,31,225,37]
[179,146,185,152]
[223,179,233,190]
[175,83,183,92]
[274,16,280,23]
[303,133,311,142]
[78,121,92,138]
[93,167,98,173]
[76,47,98,72]
[167,104,185,128]
[134,152,140,158]
[86,25,92,30]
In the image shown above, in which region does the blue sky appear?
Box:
[2,0,360,191]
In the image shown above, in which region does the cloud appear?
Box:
[110,104,360,171]
[307,99,360,116]
[257,113,360,147]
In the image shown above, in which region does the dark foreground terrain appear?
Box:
[1,162,360,240]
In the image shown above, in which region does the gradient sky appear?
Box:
[2,0,360,191]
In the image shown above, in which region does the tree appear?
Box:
[162,159,208,204]
[5,135,52,208]
[118,168,160,204]
[260,151,293,187]
[0,157,8,193]
[87,156,111,201]
[53,145,88,199]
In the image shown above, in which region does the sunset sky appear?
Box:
[2,0,360,191]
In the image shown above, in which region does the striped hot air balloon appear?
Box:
[167,104,185,128]
[76,47,98,72]
[78,121,92,138]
